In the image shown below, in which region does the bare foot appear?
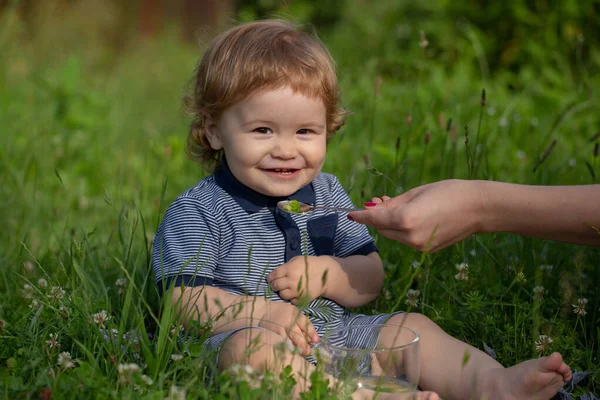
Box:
[480,352,571,400]
[352,388,439,400]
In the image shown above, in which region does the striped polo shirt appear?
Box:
[152,161,377,330]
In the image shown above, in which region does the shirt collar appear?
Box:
[214,160,316,213]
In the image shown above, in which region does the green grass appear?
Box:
[1,5,599,399]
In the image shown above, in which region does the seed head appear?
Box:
[424,131,431,145]
[374,76,381,97]
[480,89,486,107]
[46,333,61,349]
[419,30,429,48]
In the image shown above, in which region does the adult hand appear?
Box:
[258,301,320,356]
[267,256,328,305]
[348,180,486,253]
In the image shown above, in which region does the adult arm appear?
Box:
[480,181,600,245]
[347,180,600,252]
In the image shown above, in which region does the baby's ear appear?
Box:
[204,119,223,150]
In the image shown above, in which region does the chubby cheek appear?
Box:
[225,140,264,167]
[304,140,327,170]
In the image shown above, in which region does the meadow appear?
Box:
[0,2,599,398]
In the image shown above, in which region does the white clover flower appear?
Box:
[48,286,65,302]
[58,305,70,319]
[23,261,35,273]
[46,333,61,349]
[57,352,75,370]
[166,385,186,400]
[170,354,184,362]
[118,363,141,384]
[29,299,40,311]
[170,324,183,337]
[539,264,553,272]
[37,278,48,289]
[93,310,111,328]
[227,364,261,389]
[469,249,477,257]
[535,335,553,353]
[141,374,153,385]
[411,260,420,270]
[404,289,420,307]
[572,298,588,316]
[454,263,469,281]
[115,278,127,295]
[274,339,298,356]
[533,286,545,295]
[22,284,34,300]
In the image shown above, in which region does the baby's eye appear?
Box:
[297,128,314,135]
[253,127,272,134]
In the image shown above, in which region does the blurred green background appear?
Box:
[1,0,599,398]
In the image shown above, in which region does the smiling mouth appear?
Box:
[264,168,299,175]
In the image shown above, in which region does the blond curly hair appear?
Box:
[183,19,347,170]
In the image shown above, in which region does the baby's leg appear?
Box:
[386,313,571,400]
[218,328,314,394]
[218,328,435,400]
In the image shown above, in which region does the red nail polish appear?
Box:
[347,215,354,221]
[365,202,376,207]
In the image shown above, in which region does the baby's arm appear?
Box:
[319,252,383,308]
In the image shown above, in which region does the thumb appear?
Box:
[348,206,395,228]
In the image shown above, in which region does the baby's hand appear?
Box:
[258,302,320,356]
[267,256,329,305]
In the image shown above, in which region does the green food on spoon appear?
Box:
[283,199,302,213]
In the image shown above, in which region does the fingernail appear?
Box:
[347,215,354,221]
[365,202,376,207]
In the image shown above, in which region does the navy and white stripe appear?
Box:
[152,161,393,351]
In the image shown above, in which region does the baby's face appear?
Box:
[207,86,327,197]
